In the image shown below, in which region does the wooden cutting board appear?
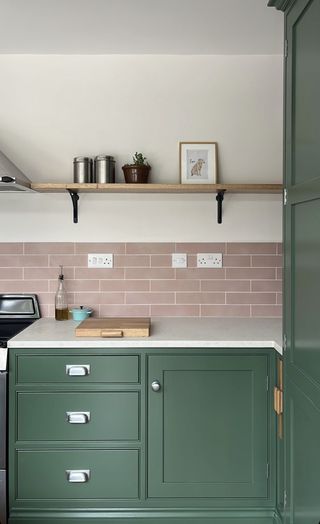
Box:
[75,317,151,338]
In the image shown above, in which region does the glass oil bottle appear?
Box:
[55,265,69,320]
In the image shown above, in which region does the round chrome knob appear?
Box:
[151,380,161,392]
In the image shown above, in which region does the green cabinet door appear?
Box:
[282,0,320,522]
[148,354,268,499]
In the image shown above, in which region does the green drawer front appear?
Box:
[17,392,139,441]
[16,449,139,500]
[16,355,139,384]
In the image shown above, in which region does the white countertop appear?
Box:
[8,317,283,354]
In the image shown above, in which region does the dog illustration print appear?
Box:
[191,158,205,177]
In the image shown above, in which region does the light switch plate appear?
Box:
[172,253,187,268]
[197,253,223,268]
[88,254,113,268]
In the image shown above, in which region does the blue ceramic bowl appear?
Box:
[70,307,93,321]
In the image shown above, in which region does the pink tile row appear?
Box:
[0,242,282,318]
[0,242,282,255]
[0,256,282,269]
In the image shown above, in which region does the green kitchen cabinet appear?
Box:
[148,355,269,499]
[269,0,320,522]
[8,347,276,524]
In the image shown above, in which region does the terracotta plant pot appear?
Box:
[122,164,151,183]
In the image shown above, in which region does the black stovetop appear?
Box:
[0,294,41,348]
[0,320,36,347]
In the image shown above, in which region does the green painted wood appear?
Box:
[8,348,276,522]
[286,380,320,524]
[16,354,139,384]
[148,355,268,499]
[268,0,295,11]
[15,449,139,500]
[8,518,278,524]
[283,1,320,523]
[16,392,139,441]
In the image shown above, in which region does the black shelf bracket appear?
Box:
[216,190,226,224]
[67,190,80,224]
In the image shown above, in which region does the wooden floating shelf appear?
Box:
[30,183,283,224]
[31,183,283,194]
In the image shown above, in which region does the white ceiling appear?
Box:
[0,0,283,55]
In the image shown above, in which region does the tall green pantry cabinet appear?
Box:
[269,0,320,522]
[8,347,277,524]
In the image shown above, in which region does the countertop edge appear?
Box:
[8,339,282,354]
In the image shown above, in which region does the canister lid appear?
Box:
[73,156,92,163]
[94,155,114,161]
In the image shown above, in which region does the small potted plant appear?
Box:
[122,152,151,183]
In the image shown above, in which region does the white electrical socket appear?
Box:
[88,253,113,268]
[197,253,223,268]
[172,253,187,268]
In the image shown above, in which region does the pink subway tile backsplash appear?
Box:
[75,268,125,280]
[126,243,175,254]
[114,255,150,268]
[176,268,225,280]
[151,305,200,317]
[99,305,150,317]
[226,268,276,280]
[151,279,200,292]
[75,243,125,254]
[126,292,175,304]
[0,280,48,293]
[201,305,251,317]
[222,255,251,267]
[176,292,225,305]
[0,268,23,280]
[0,243,23,254]
[24,243,74,254]
[150,255,172,267]
[251,305,282,317]
[100,280,150,292]
[201,280,250,292]
[0,255,48,267]
[0,243,282,318]
[125,268,175,280]
[226,292,277,305]
[226,243,277,255]
[175,243,226,254]
[251,255,283,268]
[25,267,75,280]
[251,280,282,292]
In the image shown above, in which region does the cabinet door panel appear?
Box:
[148,355,268,499]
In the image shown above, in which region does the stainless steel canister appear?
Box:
[94,155,115,183]
[73,157,93,183]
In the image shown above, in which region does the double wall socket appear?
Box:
[88,254,113,268]
[197,253,223,268]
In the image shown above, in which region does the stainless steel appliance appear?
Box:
[0,294,40,524]
[0,151,33,192]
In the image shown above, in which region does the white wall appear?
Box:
[0,55,283,242]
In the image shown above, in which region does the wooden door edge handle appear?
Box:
[100,329,123,338]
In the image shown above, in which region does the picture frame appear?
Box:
[179,142,218,184]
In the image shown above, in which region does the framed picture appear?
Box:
[179,142,218,184]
